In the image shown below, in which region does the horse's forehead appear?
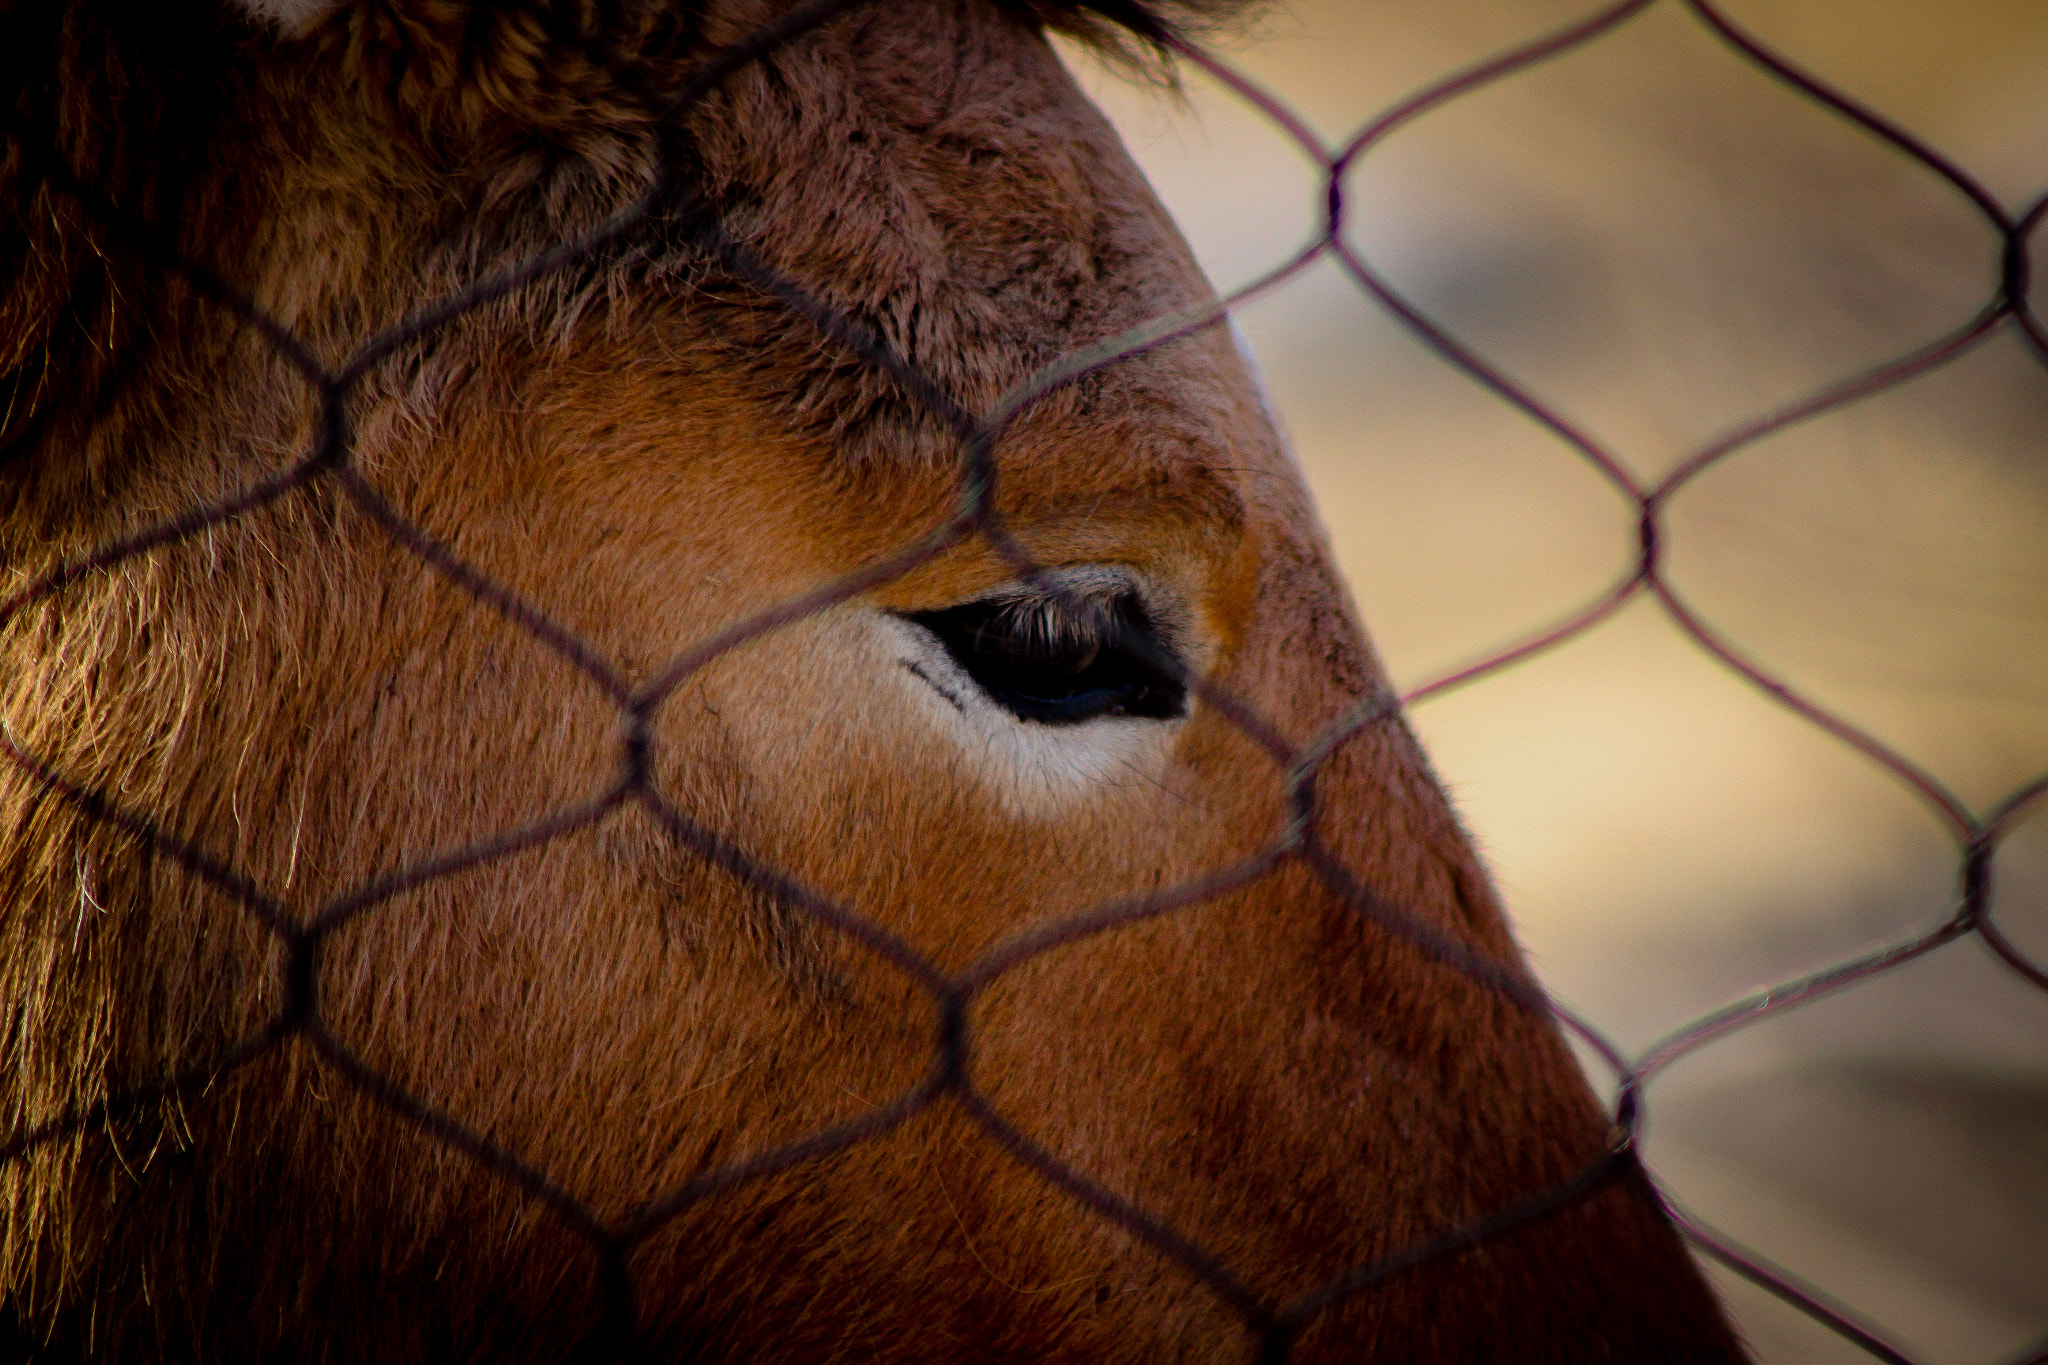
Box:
[261,0,1283,552]
[676,1,1225,434]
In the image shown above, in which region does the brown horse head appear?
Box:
[0,0,1745,1359]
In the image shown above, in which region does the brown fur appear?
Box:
[0,1,1748,1360]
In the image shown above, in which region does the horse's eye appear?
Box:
[904,591,1188,726]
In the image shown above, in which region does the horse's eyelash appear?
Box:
[975,594,1119,655]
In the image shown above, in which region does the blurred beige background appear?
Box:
[1061,2,2048,1360]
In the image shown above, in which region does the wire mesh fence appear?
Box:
[1,0,2044,1360]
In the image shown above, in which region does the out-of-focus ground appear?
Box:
[1063,2,2048,1360]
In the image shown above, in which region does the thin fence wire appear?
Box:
[1,0,2044,1361]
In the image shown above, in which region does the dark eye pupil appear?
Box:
[905,593,1187,725]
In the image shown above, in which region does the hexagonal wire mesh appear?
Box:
[2,0,2044,1361]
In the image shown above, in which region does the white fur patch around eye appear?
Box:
[229,0,342,37]
[881,612,1186,821]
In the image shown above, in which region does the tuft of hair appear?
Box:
[225,0,342,37]
[222,0,1259,61]
[1009,0,1262,74]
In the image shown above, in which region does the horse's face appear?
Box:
[0,0,1744,1359]
[331,0,1284,873]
